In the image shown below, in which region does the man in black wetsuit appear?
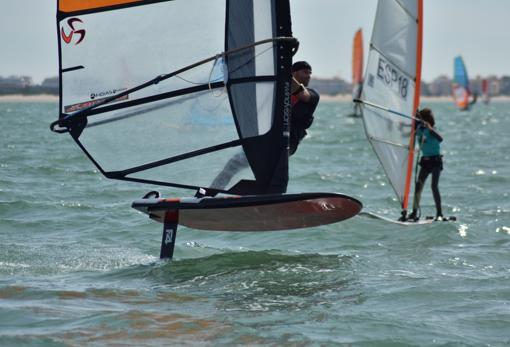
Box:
[289,61,320,155]
[210,61,320,191]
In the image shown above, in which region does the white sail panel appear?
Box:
[360,0,422,208]
[60,1,226,113]
[362,49,415,202]
[371,0,417,78]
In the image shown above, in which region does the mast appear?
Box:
[403,0,423,211]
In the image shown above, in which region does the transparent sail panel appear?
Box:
[78,90,236,173]
[60,0,226,114]
[126,146,255,191]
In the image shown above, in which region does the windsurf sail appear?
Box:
[481,78,490,104]
[452,56,475,110]
[356,0,423,214]
[351,29,364,116]
[52,0,297,196]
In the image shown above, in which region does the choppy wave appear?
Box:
[0,101,509,346]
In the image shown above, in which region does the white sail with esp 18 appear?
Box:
[358,0,423,214]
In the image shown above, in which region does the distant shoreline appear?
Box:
[2,93,510,103]
[0,94,58,102]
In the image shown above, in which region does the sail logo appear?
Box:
[90,88,127,100]
[376,57,409,100]
[61,18,86,45]
[282,81,291,137]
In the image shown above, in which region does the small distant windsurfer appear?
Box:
[470,92,478,106]
[405,108,444,221]
[209,61,320,191]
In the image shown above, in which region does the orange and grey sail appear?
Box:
[352,29,363,99]
[351,29,364,116]
[357,0,423,213]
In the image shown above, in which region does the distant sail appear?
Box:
[352,29,364,99]
[452,56,474,110]
[350,29,364,117]
[358,0,423,211]
[54,0,297,195]
[481,78,490,104]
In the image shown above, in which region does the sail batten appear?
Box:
[369,136,410,149]
[359,0,423,210]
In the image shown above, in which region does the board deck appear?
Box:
[360,211,456,226]
[132,192,362,231]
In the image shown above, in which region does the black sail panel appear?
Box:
[226,0,293,194]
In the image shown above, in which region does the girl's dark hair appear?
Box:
[419,108,435,127]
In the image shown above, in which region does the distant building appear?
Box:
[0,75,33,88]
[500,76,510,95]
[309,77,350,96]
[41,77,59,88]
[428,75,452,96]
[420,81,431,96]
[488,76,501,95]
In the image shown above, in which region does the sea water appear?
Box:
[0,100,509,346]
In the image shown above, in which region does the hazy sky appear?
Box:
[1,0,509,83]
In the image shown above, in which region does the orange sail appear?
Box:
[59,0,142,12]
[352,29,364,85]
[352,29,364,98]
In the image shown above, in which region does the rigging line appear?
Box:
[354,99,422,123]
[368,135,409,149]
[174,44,273,88]
[208,56,225,97]
[52,36,297,131]
[174,74,222,86]
[207,44,275,97]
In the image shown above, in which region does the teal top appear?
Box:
[416,126,442,157]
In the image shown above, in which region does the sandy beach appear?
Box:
[0,94,58,102]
